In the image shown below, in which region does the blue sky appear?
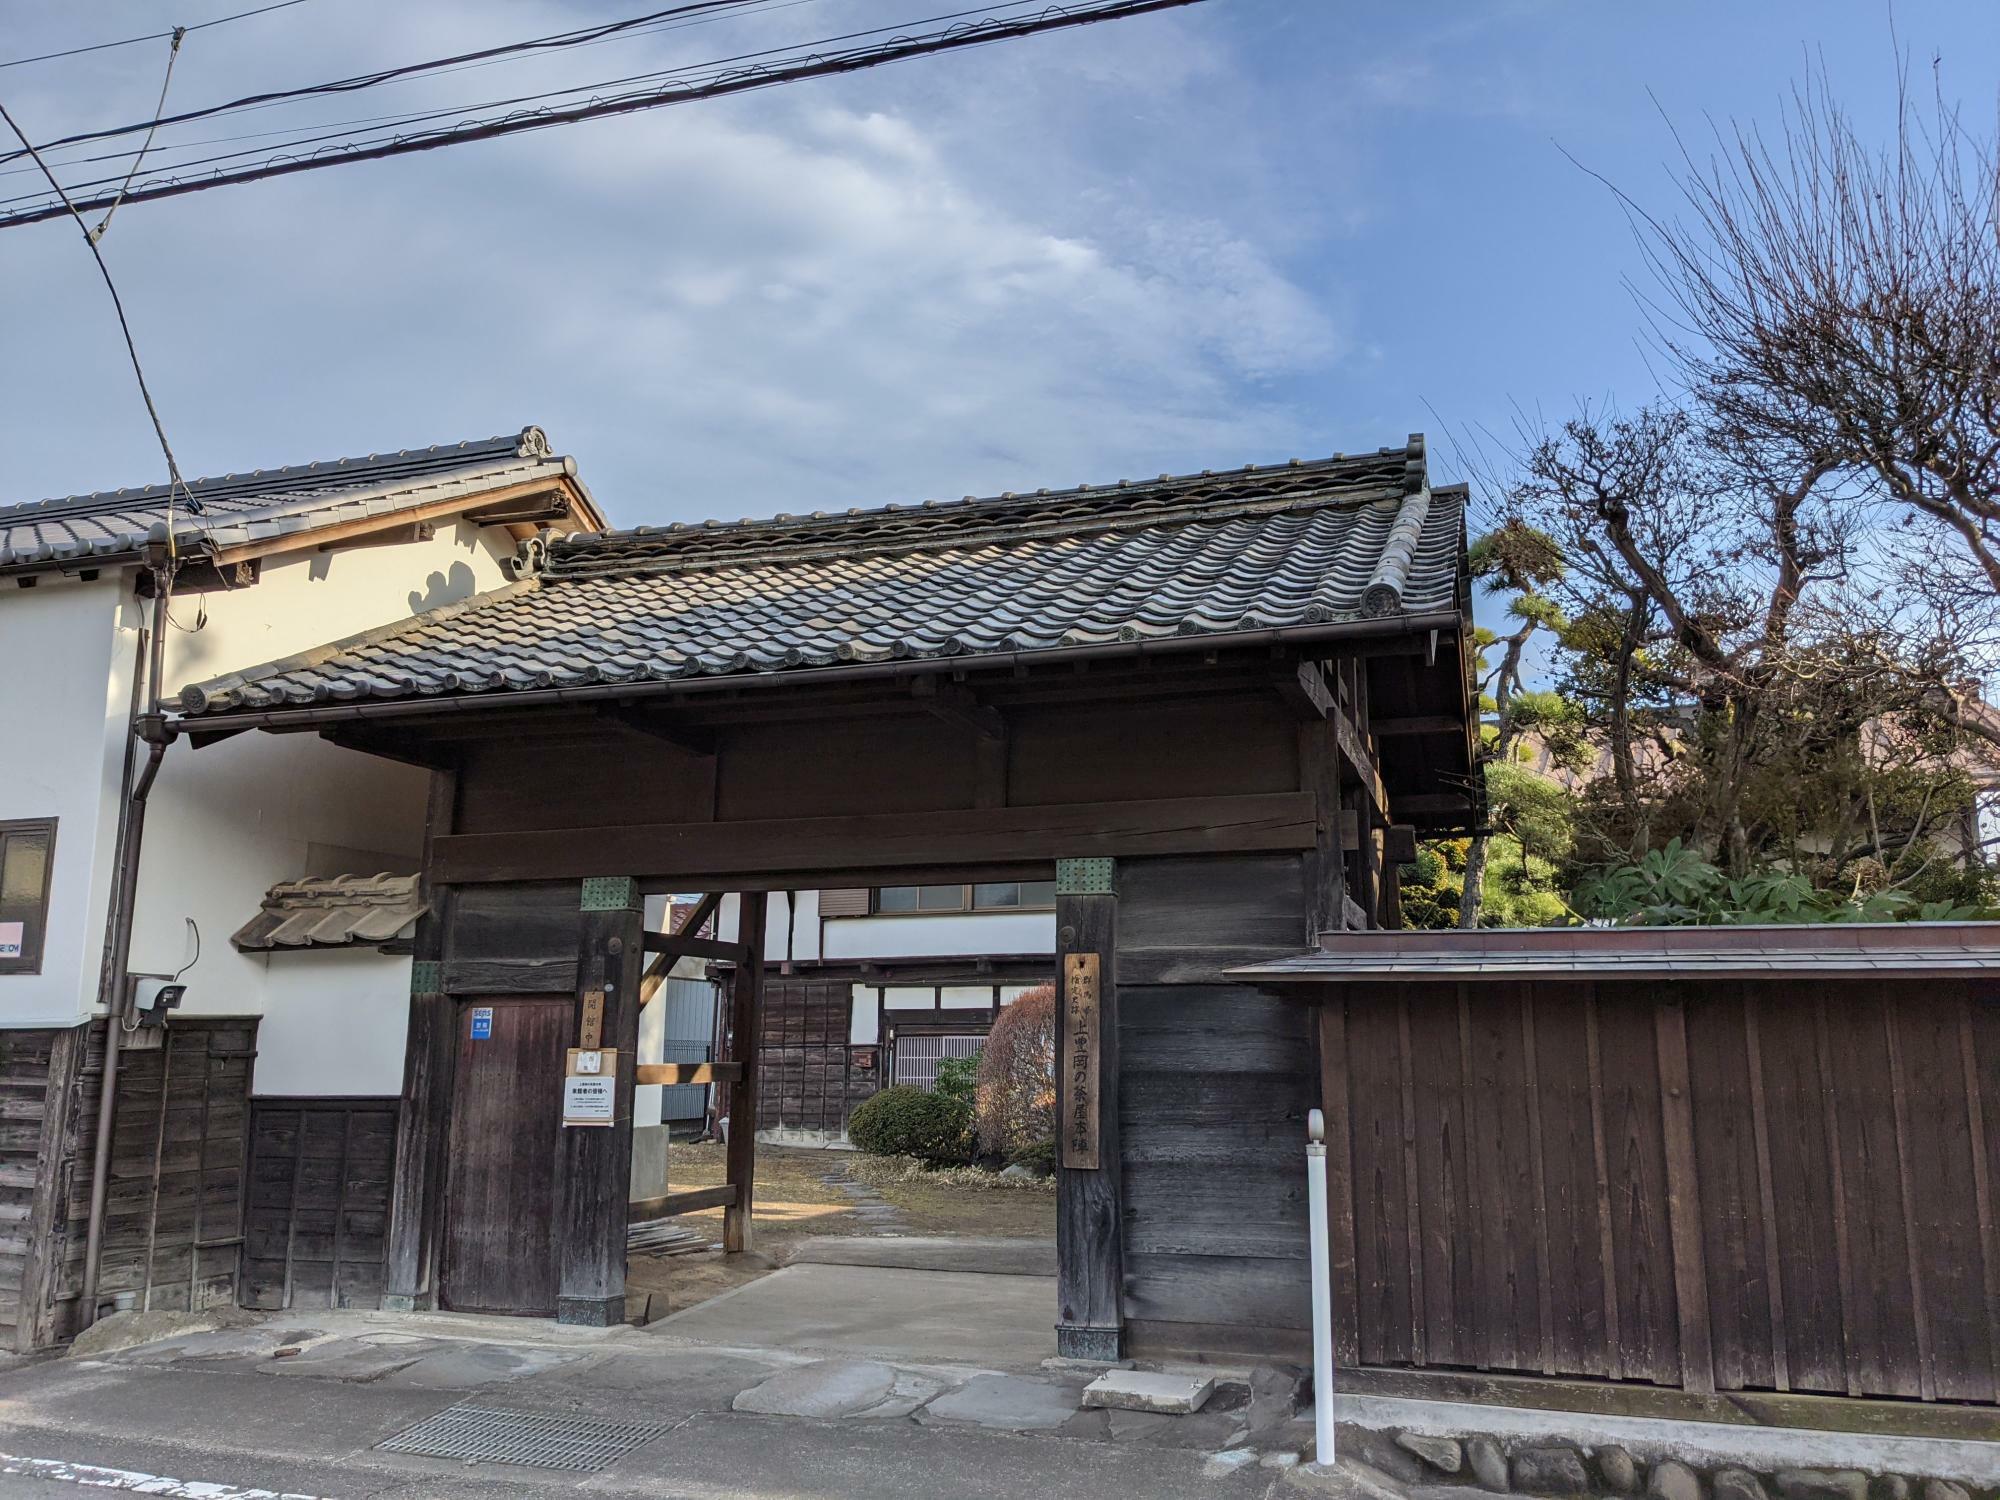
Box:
[2,0,1994,541]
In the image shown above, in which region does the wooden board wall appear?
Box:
[243,1098,396,1311]
[1319,977,2000,1403]
[757,977,874,1134]
[0,1025,93,1352]
[94,1020,257,1318]
[1118,853,1317,1360]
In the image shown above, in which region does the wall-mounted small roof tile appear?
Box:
[231,872,426,952]
[177,436,1470,719]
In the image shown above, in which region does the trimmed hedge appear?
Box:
[848,1085,972,1164]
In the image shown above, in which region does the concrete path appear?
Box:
[789,1233,1058,1276]
[0,1299,1286,1500]
[651,1260,1061,1367]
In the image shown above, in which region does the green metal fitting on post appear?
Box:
[580,876,639,912]
[409,960,442,995]
[1055,858,1116,896]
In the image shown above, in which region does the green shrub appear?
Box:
[934,1050,981,1111]
[848,1085,971,1164]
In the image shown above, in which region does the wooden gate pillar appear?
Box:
[722,891,769,1254]
[556,876,644,1327]
[1055,856,1124,1361]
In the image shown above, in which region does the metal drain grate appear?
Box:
[377,1404,671,1472]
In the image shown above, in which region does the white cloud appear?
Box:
[0,0,1349,518]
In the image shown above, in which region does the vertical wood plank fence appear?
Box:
[1319,976,2000,1404]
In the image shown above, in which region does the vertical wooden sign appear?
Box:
[579,989,605,1049]
[1062,952,1101,1170]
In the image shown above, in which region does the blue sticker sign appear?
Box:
[470,1006,494,1040]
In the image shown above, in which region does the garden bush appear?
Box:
[847,1084,971,1164]
[933,1050,981,1112]
[975,984,1056,1166]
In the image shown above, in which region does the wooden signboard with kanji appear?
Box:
[1061,953,1101,1170]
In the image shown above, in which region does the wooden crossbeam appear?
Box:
[1330,703,1388,816]
[1374,714,1464,736]
[640,892,723,1007]
[627,1184,737,1222]
[634,1061,742,1086]
[641,932,750,963]
[432,792,1318,884]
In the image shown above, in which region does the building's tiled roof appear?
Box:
[231,873,425,952]
[2,426,584,573]
[176,437,1468,718]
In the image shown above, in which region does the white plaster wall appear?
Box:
[127,522,517,1029]
[0,580,129,1027]
[247,946,413,1096]
[2,520,516,1049]
[718,893,1053,962]
[821,909,1054,960]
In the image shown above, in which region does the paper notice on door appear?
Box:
[563,1074,615,1126]
[0,922,22,960]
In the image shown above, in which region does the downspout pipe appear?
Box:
[79,555,172,1328]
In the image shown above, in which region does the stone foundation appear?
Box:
[1335,1426,1992,1499]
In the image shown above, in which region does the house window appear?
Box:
[971,880,1056,910]
[873,881,1055,914]
[0,818,57,975]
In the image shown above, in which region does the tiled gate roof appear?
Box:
[176,437,1467,717]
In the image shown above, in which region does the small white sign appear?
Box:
[563,1074,615,1126]
[0,921,22,960]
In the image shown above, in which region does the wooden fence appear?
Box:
[1319,976,2000,1403]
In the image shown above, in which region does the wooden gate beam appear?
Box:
[723,892,769,1254]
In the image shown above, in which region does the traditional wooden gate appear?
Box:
[1241,926,2000,1404]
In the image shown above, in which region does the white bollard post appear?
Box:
[1305,1107,1336,1467]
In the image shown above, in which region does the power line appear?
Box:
[91,30,189,243]
[0,0,767,162]
[0,0,1036,203]
[0,0,1208,229]
[0,98,197,536]
[0,0,315,72]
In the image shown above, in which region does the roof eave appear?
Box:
[167,606,1473,738]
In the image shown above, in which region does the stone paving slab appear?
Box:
[919,1372,1082,1432]
[1082,1368,1215,1413]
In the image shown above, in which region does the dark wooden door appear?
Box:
[441,997,569,1315]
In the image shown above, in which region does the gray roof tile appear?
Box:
[2,426,577,572]
[231,872,425,951]
[178,437,1468,717]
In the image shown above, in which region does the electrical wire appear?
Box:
[0,0,1207,227]
[91,28,187,242]
[0,97,198,530]
[0,0,827,185]
[0,0,315,71]
[0,0,1045,202]
[0,0,769,162]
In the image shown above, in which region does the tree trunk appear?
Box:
[1457,834,1490,928]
